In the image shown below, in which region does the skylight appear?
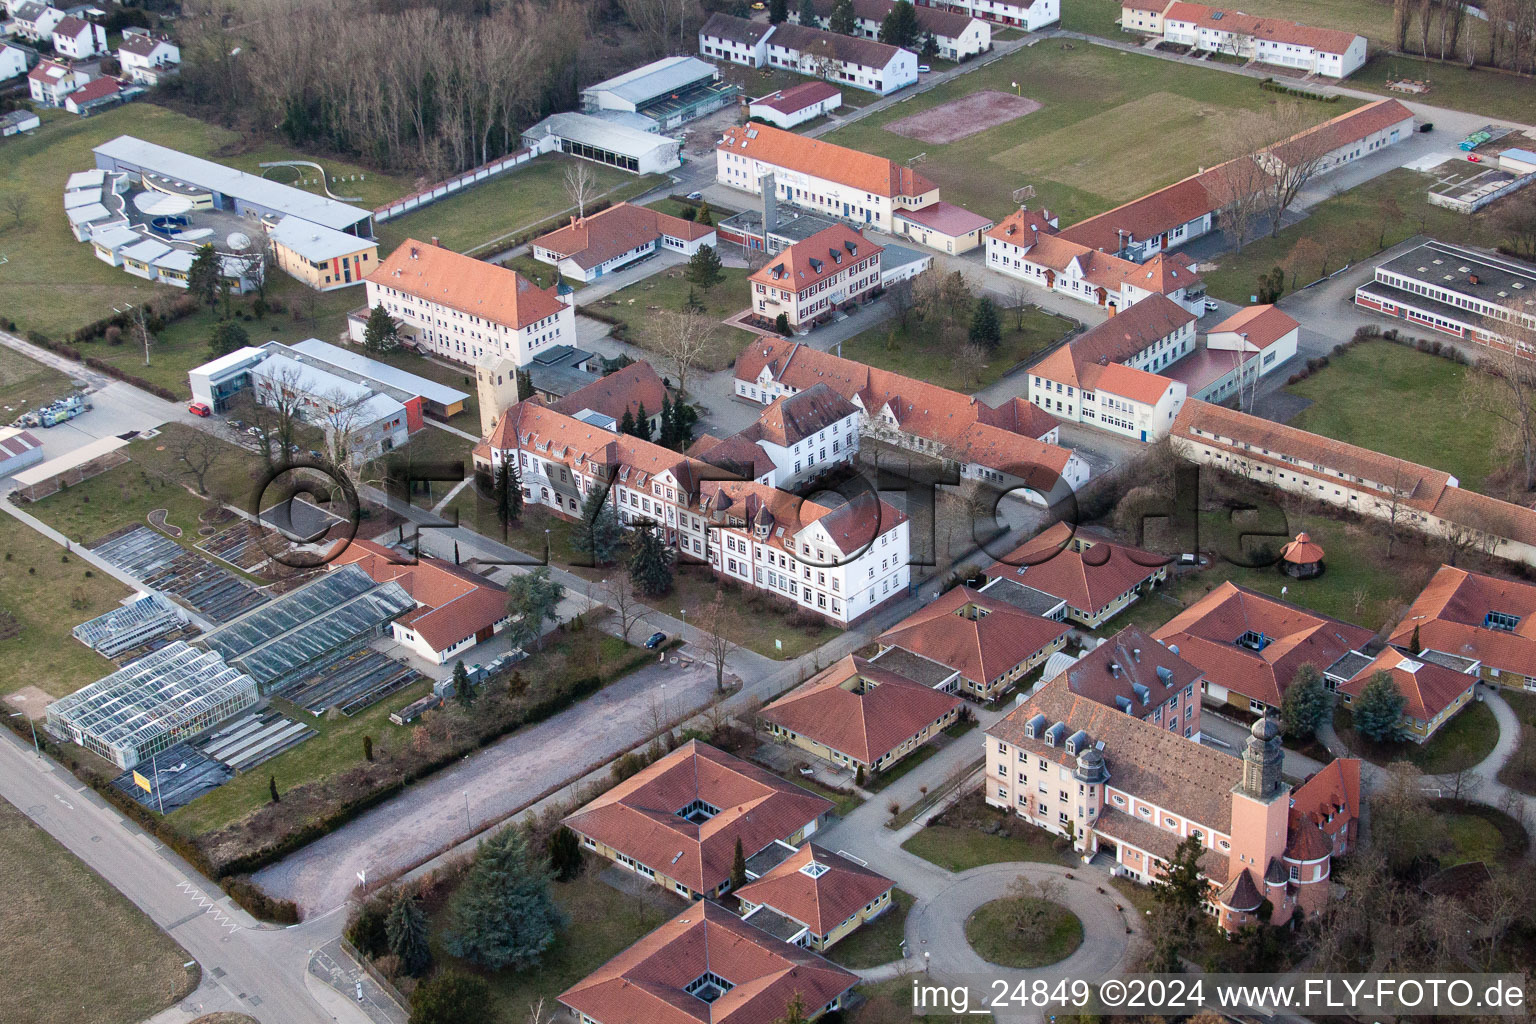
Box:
[676,798,721,824]
[799,860,830,879]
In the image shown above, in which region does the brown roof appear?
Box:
[1207,304,1299,350]
[751,383,859,447]
[802,0,980,36]
[1341,648,1476,722]
[759,655,963,765]
[751,80,842,115]
[1007,230,1204,297]
[558,900,857,1024]
[116,33,173,57]
[1215,867,1264,912]
[982,396,1060,440]
[895,201,994,237]
[986,522,1167,617]
[689,432,778,480]
[765,21,911,70]
[989,674,1244,830]
[1265,99,1415,169]
[368,239,568,331]
[1058,168,1229,255]
[985,207,1060,245]
[563,741,833,894]
[750,223,881,297]
[1388,564,1536,679]
[1162,2,1363,53]
[880,586,1069,688]
[1289,757,1360,847]
[53,15,92,37]
[325,539,506,653]
[1031,294,1195,393]
[65,76,120,105]
[1152,581,1374,707]
[718,123,936,199]
[1059,624,1203,710]
[1279,532,1325,565]
[701,10,775,43]
[737,843,894,937]
[532,203,712,271]
[552,360,668,425]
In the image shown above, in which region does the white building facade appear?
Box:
[917,0,1058,31]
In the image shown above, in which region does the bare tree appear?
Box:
[886,276,916,328]
[1498,191,1536,260]
[1006,282,1030,331]
[699,589,738,693]
[166,427,229,497]
[246,362,311,467]
[655,309,712,399]
[239,245,270,301]
[1254,102,1335,238]
[954,342,987,388]
[602,575,649,642]
[1466,335,1536,492]
[2,194,27,228]
[563,161,598,219]
[1204,153,1269,253]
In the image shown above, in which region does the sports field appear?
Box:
[823,44,1358,223]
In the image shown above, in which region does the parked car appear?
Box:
[917,64,931,73]
[1468,153,1482,162]
[187,401,211,417]
[1418,122,1434,133]
[644,631,668,649]
[1204,299,1220,313]
[686,191,703,200]
[227,419,245,430]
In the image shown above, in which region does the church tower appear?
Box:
[1226,714,1291,912]
[1242,713,1284,799]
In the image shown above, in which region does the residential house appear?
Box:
[985,207,1206,316]
[918,0,1059,31]
[27,58,85,106]
[1337,648,1478,743]
[790,0,992,60]
[699,10,777,66]
[63,74,122,116]
[748,81,844,129]
[737,844,896,950]
[986,679,1362,930]
[878,585,1071,700]
[1153,581,1374,712]
[733,335,1085,504]
[1026,293,1196,440]
[549,359,668,436]
[359,239,574,368]
[0,42,29,80]
[1354,239,1536,358]
[1120,0,1172,33]
[326,539,511,665]
[753,18,919,95]
[1054,624,1204,739]
[1389,564,1536,691]
[691,382,861,487]
[531,202,716,283]
[116,32,180,85]
[1157,2,1368,78]
[982,522,1169,628]
[558,900,858,1024]
[268,215,379,291]
[9,2,64,43]
[563,740,833,899]
[750,223,883,329]
[1168,398,1536,570]
[51,15,106,58]
[1164,304,1298,404]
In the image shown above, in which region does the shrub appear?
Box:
[104,325,123,345]
[220,875,301,923]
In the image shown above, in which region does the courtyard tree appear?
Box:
[602,574,649,642]
[547,825,583,882]
[828,0,857,34]
[1280,663,1328,738]
[969,296,1002,350]
[506,567,564,652]
[1148,834,1208,971]
[386,890,433,977]
[208,318,250,358]
[1204,152,1268,253]
[686,243,724,288]
[798,0,818,26]
[770,0,789,23]
[879,0,920,47]
[516,368,535,401]
[188,244,222,308]
[1254,102,1335,238]
[1352,670,1408,744]
[572,487,622,566]
[632,401,652,441]
[166,427,229,497]
[408,970,492,1024]
[491,457,524,528]
[628,520,675,596]
[699,589,738,692]
[444,825,566,970]
[730,837,748,890]
[563,160,597,218]
[363,304,399,354]
[656,309,712,398]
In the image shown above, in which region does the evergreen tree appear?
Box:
[572,487,622,565]
[408,970,491,1024]
[659,394,677,449]
[444,826,565,970]
[633,401,652,441]
[921,31,938,60]
[1409,623,1421,653]
[969,296,1002,350]
[684,286,706,313]
[209,319,250,357]
[187,244,222,308]
[775,312,792,335]
[453,659,475,706]
[686,244,724,289]
[619,408,636,436]
[798,0,819,26]
[776,993,811,1024]
[269,775,280,803]
[828,0,857,34]
[386,891,433,977]
[678,204,696,222]
[1256,266,1285,304]
[506,568,564,652]
[515,368,535,402]
[879,0,920,47]
[1353,670,1408,743]
[492,458,523,527]
[363,304,399,353]
[696,201,712,227]
[769,0,788,23]
[363,734,374,761]
[671,400,698,448]
[1148,834,1207,971]
[628,522,675,597]
[548,825,583,882]
[730,837,748,890]
[1280,663,1328,738]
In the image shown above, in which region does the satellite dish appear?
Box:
[227,232,251,251]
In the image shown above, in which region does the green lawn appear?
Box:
[434,870,686,1022]
[789,775,864,818]
[0,515,129,699]
[671,564,842,660]
[964,896,1083,968]
[1442,811,1506,866]
[1334,700,1500,775]
[823,44,1355,223]
[901,824,1068,872]
[377,156,667,256]
[0,346,76,422]
[1201,168,1501,303]
[1498,690,1536,795]
[0,800,196,1024]
[1060,0,1143,40]
[1351,52,1536,126]
[828,889,912,969]
[497,252,585,293]
[838,305,1074,392]
[0,102,406,344]
[1286,341,1502,491]
[588,266,753,373]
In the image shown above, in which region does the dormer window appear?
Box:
[1485,610,1521,632]
[1237,629,1271,652]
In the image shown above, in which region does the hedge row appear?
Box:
[1283,324,1467,386]
[21,330,178,401]
[1259,78,1341,102]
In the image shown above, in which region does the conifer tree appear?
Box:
[444,826,566,970]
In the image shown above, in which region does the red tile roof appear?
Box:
[1388,565,1536,679]
[53,15,92,37]
[1058,168,1229,255]
[1032,294,1195,394]
[1152,581,1374,706]
[1206,304,1299,350]
[1339,649,1476,723]
[1162,2,1363,53]
[551,360,668,425]
[758,655,964,765]
[737,843,894,938]
[985,207,1060,246]
[65,76,119,106]
[563,741,833,895]
[750,223,881,297]
[558,900,857,1024]
[325,539,506,654]
[369,239,568,330]
[987,522,1168,618]
[1265,99,1414,169]
[1279,532,1325,565]
[1061,624,1203,708]
[719,122,936,199]
[750,383,859,447]
[880,586,1069,688]
[1288,757,1360,850]
[982,396,1060,440]
[532,203,713,271]
[751,80,842,115]
[895,201,994,237]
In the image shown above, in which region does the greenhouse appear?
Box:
[71,593,185,658]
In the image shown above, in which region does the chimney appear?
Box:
[760,171,777,233]
[431,236,440,247]
[1469,273,1480,285]
[1133,648,1141,662]
[1110,662,1120,677]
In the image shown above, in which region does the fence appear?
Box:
[373,138,559,223]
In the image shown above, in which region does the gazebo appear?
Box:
[1279,532,1325,578]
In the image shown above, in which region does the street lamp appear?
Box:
[9,712,39,757]
[462,790,471,833]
